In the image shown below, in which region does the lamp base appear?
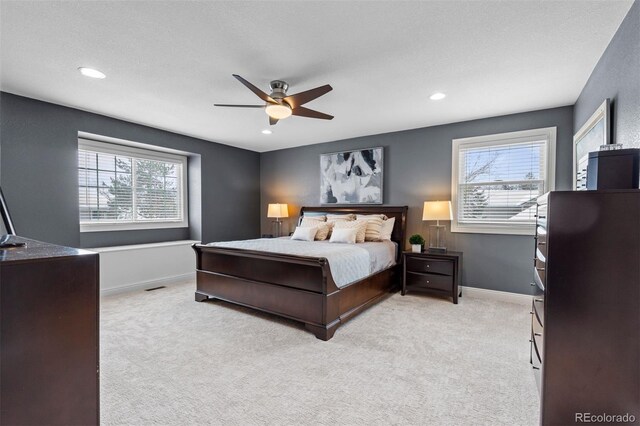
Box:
[272,219,282,238]
[428,224,447,252]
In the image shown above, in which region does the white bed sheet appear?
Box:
[207,238,397,288]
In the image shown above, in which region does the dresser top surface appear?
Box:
[0,235,96,264]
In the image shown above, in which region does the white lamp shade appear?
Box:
[422,201,452,221]
[267,203,289,218]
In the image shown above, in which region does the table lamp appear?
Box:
[267,203,289,237]
[422,201,452,252]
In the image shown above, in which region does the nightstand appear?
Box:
[402,251,463,304]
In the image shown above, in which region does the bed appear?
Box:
[192,206,408,340]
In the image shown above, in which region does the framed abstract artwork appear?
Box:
[573,99,610,190]
[320,147,383,204]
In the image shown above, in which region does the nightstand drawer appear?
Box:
[406,271,452,292]
[406,257,453,276]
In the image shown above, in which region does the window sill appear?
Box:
[80,221,188,233]
[451,223,535,236]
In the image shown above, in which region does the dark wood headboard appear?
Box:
[299,206,408,261]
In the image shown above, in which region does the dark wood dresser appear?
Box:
[530,191,640,425]
[0,236,99,425]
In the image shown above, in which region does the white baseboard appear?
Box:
[100,272,195,297]
[460,286,531,306]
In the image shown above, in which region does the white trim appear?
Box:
[78,131,192,157]
[451,127,556,235]
[100,272,195,297]
[78,137,189,232]
[89,239,199,253]
[460,286,532,306]
[572,99,610,190]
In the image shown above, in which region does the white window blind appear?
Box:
[78,139,188,232]
[451,128,556,235]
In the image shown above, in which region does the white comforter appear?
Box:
[207,238,397,288]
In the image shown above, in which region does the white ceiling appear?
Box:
[0,1,633,152]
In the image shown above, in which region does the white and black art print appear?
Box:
[320,147,383,204]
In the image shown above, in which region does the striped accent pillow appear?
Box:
[356,214,387,242]
[333,219,368,243]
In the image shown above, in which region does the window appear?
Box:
[78,139,188,232]
[451,127,556,235]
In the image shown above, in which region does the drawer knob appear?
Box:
[426,280,430,284]
[532,366,540,370]
[534,332,542,337]
[427,265,430,268]
[534,298,543,303]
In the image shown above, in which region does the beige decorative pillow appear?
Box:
[300,217,325,226]
[379,217,396,241]
[300,218,330,241]
[300,215,326,225]
[325,214,355,238]
[333,219,367,243]
[326,214,356,223]
[356,214,387,221]
[356,214,387,241]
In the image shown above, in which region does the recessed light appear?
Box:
[261,129,272,135]
[78,67,106,79]
[429,92,446,101]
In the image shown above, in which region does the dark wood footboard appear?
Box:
[194,205,407,340]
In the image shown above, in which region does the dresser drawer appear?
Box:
[406,271,452,292]
[533,297,544,327]
[534,258,546,286]
[531,335,542,393]
[532,310,544,359]
[406,257,453,276]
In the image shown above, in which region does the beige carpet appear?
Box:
[100,280,539,425]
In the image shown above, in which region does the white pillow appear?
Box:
[291,226,318,242]
[333,219,367,243]
[300,219,331,241]
[329,228,357,244]
[379,217,396,241]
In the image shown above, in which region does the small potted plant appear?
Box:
[409,234,425,253]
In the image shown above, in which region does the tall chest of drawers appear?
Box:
[529,191,640,425]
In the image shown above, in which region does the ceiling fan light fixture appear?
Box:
[78,67,106,79]
[265,103,292,120]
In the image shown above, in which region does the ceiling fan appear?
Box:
[215,74,333,126]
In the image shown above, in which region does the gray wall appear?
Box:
[261,106,574,295]
[0,92,260,248]
[574,0,639,147]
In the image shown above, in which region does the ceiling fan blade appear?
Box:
[291,106,334,120]
[232,74,277,104]
[214,104,265,108]
[269,116,279,126]
[283,84,333,109]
